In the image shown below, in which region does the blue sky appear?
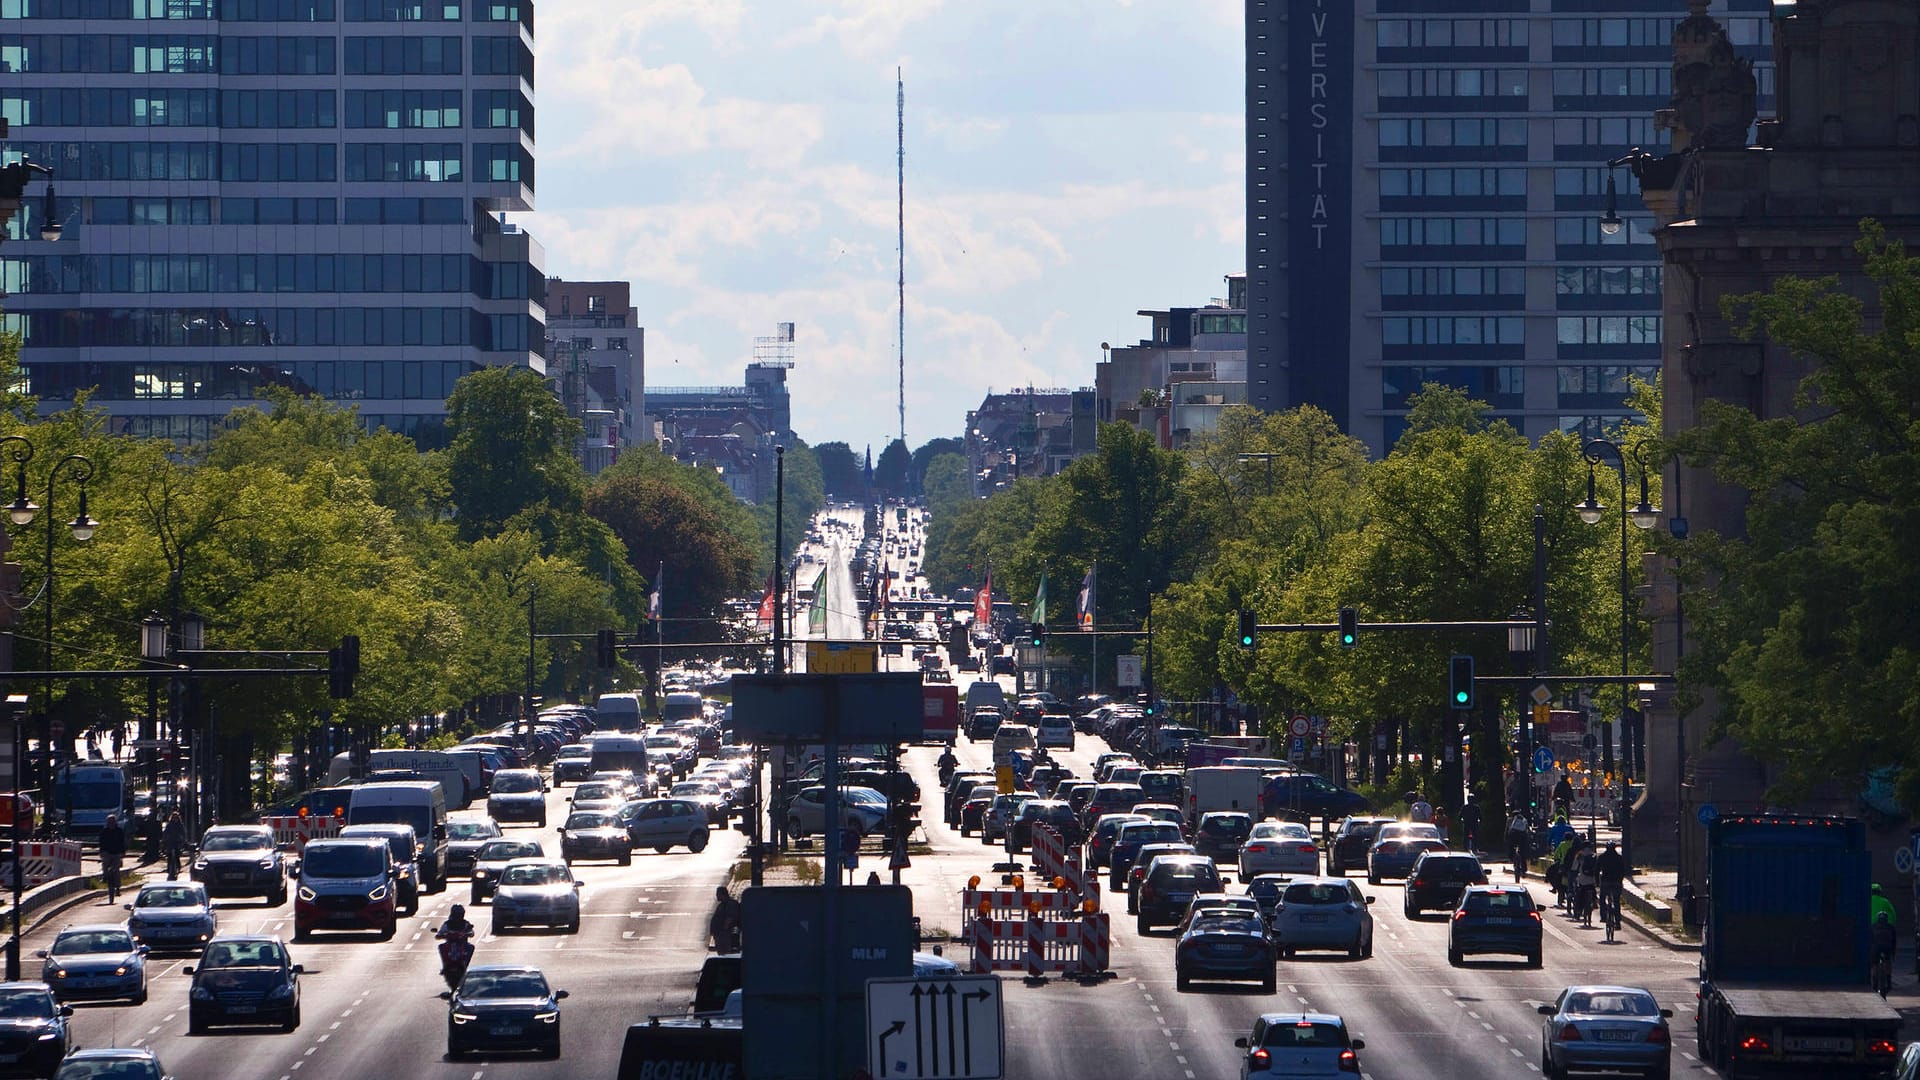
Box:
[527,0,1244,455]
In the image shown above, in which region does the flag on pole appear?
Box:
[1031,572,1048,627]
[647,562,663,623]
[1076,566,1096,629]
[755,570,776,629]
[807,568,828,631]
[973,564,993,627]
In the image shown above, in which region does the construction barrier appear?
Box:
[1030,824,1101,908]
[960,885,1084,932]
[967,910,1112,976]
[968,915,1029,973]
[1079,912,1110,974]
[0,841,83,887]
[264,815,342,851]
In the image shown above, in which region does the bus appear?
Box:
[50,764,134,837]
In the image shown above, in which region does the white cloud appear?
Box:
[784,0,946,57]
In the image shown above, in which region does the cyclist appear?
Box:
[1572,844,1598,927]
[97,812,128,903]
[1871,882,1898,929]
[1595,841,1626,935]
[1872,911,1897,996]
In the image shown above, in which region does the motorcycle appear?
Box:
[436,927,475,991]
[937,758,957,788]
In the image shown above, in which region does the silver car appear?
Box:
[489,859,582,934]
[125,882,217,955]
[1238,821,1320,880]
[1269,877,1375,959]
[1537,985,1673,1079]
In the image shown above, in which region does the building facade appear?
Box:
[0,0,544,447]
[1247,0,1776,454]
[1096,275,1248,450]
[544,277,642,474]
[963,387,1091,496]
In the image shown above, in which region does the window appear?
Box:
[344,0,460,19]
[475,143,530,186]
[217,0,334,18]
[219,143,335,183]
[219,90,336,129]
[346,89,462,129]
[1556,365,1660,396]
[1554,266,1661,296]
[1555,316,1662,345]
[471,35,532,83]
[1377,69,1527,99]
[1378,167,1525,198]
[345,143,463,182]
[1379,217,1525,247]
[1555,216,1657,247]
[1376,18,1525,50]
[1551,67,1671,101]
[1381,266,1524,297]
[1552,17,1681,50]
[606,337,628,351]
[344,36,461,75]
[473,89,532,135]
[217,36,334,75]
[1195,313,1246,335]
[1378,117,1527,149]
[1381,317,1524,346]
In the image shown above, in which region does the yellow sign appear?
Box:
[804,640,878,674]
[1532,703,1551,728]
[996,766,1015,794]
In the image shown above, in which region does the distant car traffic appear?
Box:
[38,926,147,1005]
[184,935,302,1033]
[1176,911,1277,992]
[1325,816,1397,876]
[1136,854,1223,934]
[471,839,546,903]
[1238,820,1320,880]
[191,825,289,904]
[1404,852,1487,917]
[1269,878,1375,959]
[124,882,217,955]
[489,860,582,934]
[444,819,504,878]
[559,810,634,865]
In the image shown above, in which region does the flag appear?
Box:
[973,564,993,627]
[647,561,663,623]
[1076,566,1096,629]
[1031,572,1048,627]
[808,568,828,631]
[756,570,776,629]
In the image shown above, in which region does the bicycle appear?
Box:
[1872,948,1893,998]
[1599,885,1622,943]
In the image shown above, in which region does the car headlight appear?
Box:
[259,858,277,870]
[190,986,214,1001]
[535,1009,559,1023]
[35,1031,57,1041]
[473,869,490,880]
[192,859,208,871]
[297,886,317,903]
[451,1010,477,1024]
[266,984,294,1000]
[368,885,389,902]
[114,966,129,976]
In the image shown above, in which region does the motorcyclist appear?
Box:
[710,885,742,953]
[436,904,476,985]
[937,742,959,784]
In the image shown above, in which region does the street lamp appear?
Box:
[0,158,62,243]
[1597,149,1651,239]
[140,614,167,835]
[5,693,28,981]
[172,611,203,833]
[0,437,36,526]
[41,454,98,826]
[1577,438,1658,867]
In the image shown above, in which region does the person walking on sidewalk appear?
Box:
[98,813,128,903]
[161,812,187,880]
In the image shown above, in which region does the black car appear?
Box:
[192,825,289,904]
[1108,821,1187,890]
[1448,884,1543,967]
[1007,800,1079,854]
[1326,816,1396,876]
[965,709,1002,740]
[843,770,918,809]
[185,935,303,1033]
[1175,911,1277,992]
[444,819,504,878]
[1136,854,1223,934]
[1242,873,1294,921]
[443,964,567,1059]
[558,811,633,865]
[1193,812,1254,862]
[943,772,992,827]
[1260,775,1371,823]
[0,983,70,1078]
[1404,852,1487,917]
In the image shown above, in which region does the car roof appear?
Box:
[1201,811,1252,820]
[59,1048,160,1061]
[1256,1012,1346,1027]
[306,837,387,850]
[206,934,284,947]
[465,964,544,977]
[204,824,271,835]
[57,923,131,936]
[342,823,414,835]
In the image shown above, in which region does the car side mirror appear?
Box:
[137,945,150,956]
[123,903,134,911]
[573,881,583,888]
[1660,1008,1674,1018]
[438,990,452,1001]
[1233,1037,1249,1049]
[1537,1004,1555,1015]
[32,950,45,959]
[291,964,304,975]
[1365,896,1376,904]
[58,1004,72,1017]
[434,824,447,840]
[181,966,195,975]
[554,989,569,999]
[1349,1038,1365,1051]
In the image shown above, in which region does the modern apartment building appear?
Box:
[0,0,544,447]
[1247,0,1776,454]
[545,277,642,474]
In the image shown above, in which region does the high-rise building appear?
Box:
[1246,0,1776,454]
[0,0,544,448]
[545,277,642,474]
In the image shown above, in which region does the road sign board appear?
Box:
[1309,715,1328,735]
[743,885,915,1080]
[867,974,1003,1079]
[1895,847,1914,875]
[1116,655,1142,688]
[1289,715,1311,738]
[1532,747,1555,774]
[995,766,1014,794]
[1288,735,1306,760]
[1697,803,1718,825]
[732,673,923,742]
[1530,683,1553,706]
[805,640,879,674]
[1531,704,1551,728]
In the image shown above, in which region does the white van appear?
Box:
[365,749,472,809]
[991,724,1036,766]
[587,733,651,777]
[1036,715,1076,750]
[662,691,704,725]
[596,692,645,733]
[346,782,448,892]
[1186,766,1264,821]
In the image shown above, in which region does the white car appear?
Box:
[786,786,889,840]
[1238,820,1320,879]
[488,860,582,934]
[1036,715,1076,750]
[1235,1012,1365,1078]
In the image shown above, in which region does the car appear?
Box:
[1375,821,1444,845]
[981,793,1036,844]
[1007,799,1079,854]
[183,935,302,1033]
[587,770,648,802]
[788,786,889,840]
[1404,852,1488,917]
[1234,1012,1365,1078]
[1059,782,1099,817]
[1092,752,1135,777]
[1125,842,1199,912]
[190,825,289,904]
[619,796,714,854]
[565,781,626,815]
[1027,764,1074,797]
[1138,770,1185,806]
[50,1047,169,1080]
[1238,820,1320,880]
[338,823,424,915]
[1325,816,1397,876]
[1366,837,1447,885]
[1136,854,1224,934]
[1194,812,1255,862]
[1242,873,1296,921]
[558,810,633,865]
[291,838,396,940]
[442,964,567,1059]
[989,724,1034,764]
[1260,774,1370,823]
[943,772,993,826]
[1537,985,1674,1080]
[1449,884,1543,967]
[0,982,70,1076]
[486,769,548,826]
[1035,715,1075,750]
[957,785,998,836]
[37,926,147,1005]
[444,819,504,878]
[669,781,729,826]
[1269,877,1375,959]
[1177,893,1265,931]
[1081,783,1147,830]
[1109,820,1188,889]
[490,860,582,934]
[1087,813,1150,869]
[1176,909,1277,992]
[551,744,595,784]
[1132,803,1188,832]
[470,839,546,903]
[124,882,217,955]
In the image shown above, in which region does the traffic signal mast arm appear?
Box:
[1251,618,1539,633]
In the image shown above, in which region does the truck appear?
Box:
[921,682,960,743]
[1694,814,1900,1079]
[1185,766,1264,822]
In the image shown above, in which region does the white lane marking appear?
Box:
[304,1047,317,1056]
[1510,1047,1524,1058]
[330,1021,342,1030]
[1496,1035,1509,1044]
[1481,1022,1494,1031]
[317,1033,331,1043]
[1468,1010,1482,1019]
[1441,988,1454,997]
[146,1026,160,1034]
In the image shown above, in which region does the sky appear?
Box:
[526,0,1246,456]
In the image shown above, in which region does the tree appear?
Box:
[1671,222,1920,803]
[813,441,862,496]
[585,466,758,639]
[910,437,963,491]
[922,453,971,520]
[872,439,912,498]
[444,367,584,541]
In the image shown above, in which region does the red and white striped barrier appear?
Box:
[1030,824,1101,908]
[0,841,83,887]
[1025,917,1083,975]
[264,815,342,851]
[1079,912,1110,975]
[968,915,1030,973]
[967,910,1113,976]
[960,885,1083,931]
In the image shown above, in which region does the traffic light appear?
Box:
[328,634,360,699]
[1338,607,1357,648]
[1029,623,1047,648]
[1448,654,1475,709]
[596,628,618,668]
[1237,609,1256,650]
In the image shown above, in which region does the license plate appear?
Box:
[1484,917,1512,925]
[1786,1037,1851,1053]
[1300,914,1327,923]
[227,1006,256,1014]
[222,872,247,881]
[0,1052,20,1063]
[1594,1031,1636,1042]
[489,1024,521,1036]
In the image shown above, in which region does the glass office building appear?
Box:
[1246,0,1774,454]
[0,0,544,447]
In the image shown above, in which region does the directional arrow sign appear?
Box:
[867,974,1003,1080]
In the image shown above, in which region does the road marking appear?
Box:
[1496,1035,1509,1044]
[317,1033,330,1043]
[304,1047,317,1056]
[330,1021,342,1030]
[340,1009,353,1017]
[146,1026,160,1034]
[1510,1047,1524,1058]
[1482,1022,1494,1031]
[1441,988,1454,997]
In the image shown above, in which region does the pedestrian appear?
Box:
[1462,797,1479,854]
[865,871,882,886]
[1407,791,1432,823]
[98,812,128,903]
[1432,805,1450,842]
[1506,809,1531,880]
[162,811,187,880]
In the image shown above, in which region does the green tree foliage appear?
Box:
[585,454,758,640]
[911,437,964,490]
[1672,222,1920,802]
[922,453,971,521]
[813,441,863,496]
[445,367,584,541]
[873,439,912,497]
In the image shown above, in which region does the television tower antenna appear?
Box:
[896,66,907,445]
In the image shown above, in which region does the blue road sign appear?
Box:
[1532,747,1555,774]
[1697,803,1718,826]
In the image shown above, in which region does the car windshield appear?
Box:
[1422,858,1482,878]
[478,841,541,861]
[460,970,550,999]
[575,784,617,801]
[844,789,888,806]
[446,822,499,841]
[1380,823,1441,841]
[302,844,384,878]
[53,930,133,955]
[1193,915,1263,935]
[1200,816,1251,836]
[1152,864,1218,887]
[492,773,540,794]
[0,989,53,1019]
[565,813,613,830]
[1283,884,1353,905]
[1252,822,1309,840]
[1262,1022,1347,1048]
[557,746,589,758]
[1564,991,1658,1016]
[201,831,272,852]
[1464,890,1535,912]
[1122,824,1181,845]
[199,940,284,968]
[1247,879,1285,899]
[500,864,569,887]
[671,783,718,797]
[135,886,203,908]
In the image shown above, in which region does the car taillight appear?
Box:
[1870,1040,1897,1056]
[1413,878,1425,888]
[1297,844,1316,854]
[1338,1049,1359,1073]
[1558,1026,1582,1042]
[1245,844,1268,854]
[1738,1035,1770,1053]
[1452,909,1468,921]
[1647,1026,1670,1045]
[1249,1048,1270,1069]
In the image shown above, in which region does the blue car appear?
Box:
[37,927,147,1005]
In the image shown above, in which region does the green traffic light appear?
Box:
[1341,633,1355,646]
[1453,690,1469,705]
